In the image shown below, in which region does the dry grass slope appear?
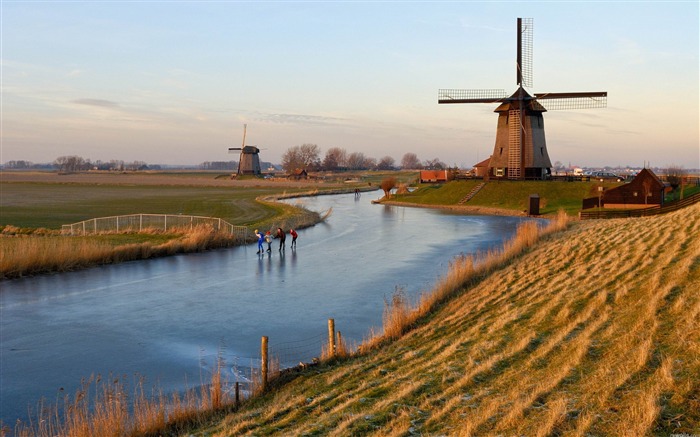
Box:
[204,203,700,436]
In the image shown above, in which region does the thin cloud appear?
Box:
[258,112,347,126]
[72,99,120,108]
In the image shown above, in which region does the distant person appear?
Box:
[290,228,298,249]
[265,231,273,253]
[276,227,286,251]
[255,229,265,254]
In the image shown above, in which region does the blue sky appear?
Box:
[2,1,698,168]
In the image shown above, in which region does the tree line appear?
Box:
[281,144,446,173]
[3,157,245,172]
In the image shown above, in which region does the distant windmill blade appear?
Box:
[535,92,608,110]
[438,89,507,104]
[517,18,533,88]
[228,147,243,152]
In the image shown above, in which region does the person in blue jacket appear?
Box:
[255,229,265,254]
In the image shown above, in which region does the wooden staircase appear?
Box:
[458,182,486,204]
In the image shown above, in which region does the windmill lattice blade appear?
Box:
[518,18,533,88]
[535,92,607,110]
[438,89,507,104]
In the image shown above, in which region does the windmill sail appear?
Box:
[517,18,533,88]
[438,89,507,104]
[535,92,607,110]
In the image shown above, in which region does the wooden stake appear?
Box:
[328,319,336,358]
[261,336,269,392]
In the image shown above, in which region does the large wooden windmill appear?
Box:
[438,18,607,180]
[228,124,262,175]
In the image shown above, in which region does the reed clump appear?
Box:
[12,363,236,437]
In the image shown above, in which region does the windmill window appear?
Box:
[540,147,544,156]
[499,148,503,156]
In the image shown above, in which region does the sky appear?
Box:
[1,1,698,169]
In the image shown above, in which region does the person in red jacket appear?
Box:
[290,228,298,249]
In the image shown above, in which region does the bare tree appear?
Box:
[282,144,321,173]
[377,156,395,170]
[401,152,421,170]
[346,152,368,170]
[323,147,347,171]
[423,158,446,170]
[665,165,686,190]
[54,155,86,173]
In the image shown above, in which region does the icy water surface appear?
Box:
[1,191,532,424]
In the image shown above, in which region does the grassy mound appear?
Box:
[197,203,699,435]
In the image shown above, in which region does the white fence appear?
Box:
[62,214,248,240]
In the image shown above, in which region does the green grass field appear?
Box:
[393,180,623,216]
[1,183,295,229]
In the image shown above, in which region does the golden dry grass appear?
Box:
[198,203,699,436]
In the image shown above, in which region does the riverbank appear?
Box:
[378,198,527,217]
[0,183,380,279]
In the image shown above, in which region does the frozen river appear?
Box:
[1,191,531,424]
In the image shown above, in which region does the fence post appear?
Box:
[235,381,240,408]
[140,214,143,232]
[336,331,343,357]
[328,319,335,358]
[261,336,269,393]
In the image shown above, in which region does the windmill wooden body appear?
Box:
[229,124,262,175]
[439,18,607,180]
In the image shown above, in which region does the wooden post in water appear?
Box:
[261,336,269,392]
[328,319,336,358]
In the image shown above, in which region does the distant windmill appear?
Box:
[228,124,262,175]
[438,18,607,180]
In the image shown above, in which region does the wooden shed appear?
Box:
[420,170,449,183]
[584,168,668,209]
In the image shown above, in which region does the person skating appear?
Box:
[276,227,286,251]
[265,231,273,253]
[255,229,265,254]
[290,228,298,249]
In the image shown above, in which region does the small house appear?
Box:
[288,169,308,180]
[420,170,449,183]
[582,168,668,209]
[473,158,491,178]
